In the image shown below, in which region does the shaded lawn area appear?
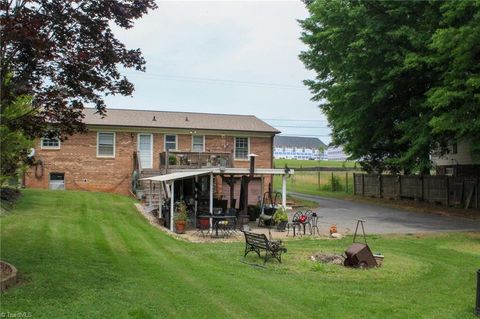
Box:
[1,190,478,318]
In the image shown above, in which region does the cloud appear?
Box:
[106,1,331,143]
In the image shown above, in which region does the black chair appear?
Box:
[311,212,321,236]
[223,208,238,236]
[287,211,302,237]
[302,210,314,235]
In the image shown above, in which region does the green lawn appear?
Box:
[274,171,357,199]
[1,190,479,318]
[274,159,358,169]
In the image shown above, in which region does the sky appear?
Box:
[104,1,332,144]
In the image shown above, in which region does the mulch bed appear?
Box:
[310,253,345,265]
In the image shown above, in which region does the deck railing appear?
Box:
[160,151,233,173]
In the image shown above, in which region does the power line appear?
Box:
[277,134,331,137]
[261,118,329,123]
[124,72,306,90]
[273,125,330,129]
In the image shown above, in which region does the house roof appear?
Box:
[274,135,326,149]
[83,108,280,134]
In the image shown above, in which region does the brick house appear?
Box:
[25,108,291,218]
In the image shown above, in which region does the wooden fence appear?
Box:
[353,174,479,209]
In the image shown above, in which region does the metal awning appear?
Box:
[140,169,214,182]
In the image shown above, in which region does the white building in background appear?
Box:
[325,146,349,161]
[273,136,326,160]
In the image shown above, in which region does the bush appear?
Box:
[0,187,21,213]
[273,207,288,223]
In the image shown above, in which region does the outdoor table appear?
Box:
[197,215,236,237]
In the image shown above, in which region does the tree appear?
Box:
[0,0,156,137]
[0,0,156,179]
[0,93,34,185]
[427,1,480,159]
[299,0,479,173]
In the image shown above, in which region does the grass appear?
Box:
[285,194,318,209]
[1,189,479,318]
[274,159,358,169]
[274,171,357,199]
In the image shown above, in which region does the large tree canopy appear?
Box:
[0,0,156,138]
[300,0,480,173]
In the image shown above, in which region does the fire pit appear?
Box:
[310,253,345,265]
[343,220,378,269]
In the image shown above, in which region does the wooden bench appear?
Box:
[242,231,287,264]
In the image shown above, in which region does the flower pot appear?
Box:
[175,221,186,234]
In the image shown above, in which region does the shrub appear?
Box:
[273,207,288,223]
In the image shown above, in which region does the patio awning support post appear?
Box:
[170,181,175,232]
[260,175,265,208]
[282,174,287,209]
[194,175,198,221]
[209,172,214,232]
[159,182,163,218]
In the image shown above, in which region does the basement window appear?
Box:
[49,173,65,190]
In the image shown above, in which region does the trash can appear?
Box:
[476,269,480,317]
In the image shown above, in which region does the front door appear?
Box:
[138,134,153,169]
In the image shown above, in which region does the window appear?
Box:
[192,135,204,152]
[97,132,115,157]
[41,137,60,149]
[165,135,177,151]
[452,141,458,155]
[234,137,249,160]
[49,173,65,190]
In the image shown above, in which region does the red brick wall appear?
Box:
[25,129,275,196]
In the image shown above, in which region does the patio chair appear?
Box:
[195,215,211,237]
[302,210,314,235]
[224,208,238,236]
[286,211,302,237]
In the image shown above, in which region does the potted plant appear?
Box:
[174,202,188,234]
[168,154,177,166]
[273,207,289,231]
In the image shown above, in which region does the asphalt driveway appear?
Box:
[290,192,480,234]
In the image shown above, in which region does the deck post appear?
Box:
[209,173,214,231]
[282,174,287,209]
[149,180,153,206]
[170,181,175,232]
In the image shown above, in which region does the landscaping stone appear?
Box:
[0,260,18,292]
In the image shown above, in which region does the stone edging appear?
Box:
[0,260,18,292]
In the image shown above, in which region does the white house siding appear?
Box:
[273,146,322,160]
[325,146,349,161]
[432,139,478,166]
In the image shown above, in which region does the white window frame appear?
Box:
[191,135,205,152]
[164,134,177,151]
[137,133,153,169]
[234,137,250,160]
[40,137,61,150]
[97,132,116,158]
